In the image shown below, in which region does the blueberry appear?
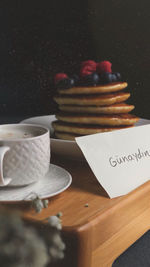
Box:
[92,73,100,84]
[111,73,117,82]
[83,72,100,86]
[56,78,75,89]
[99,72,113,84]
[114,72,121,81]
[69,78,75,87]
[71,74,79,83]
[70,74,79,86]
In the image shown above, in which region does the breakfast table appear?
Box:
[1,115,150,267]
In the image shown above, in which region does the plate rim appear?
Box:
[0,163,72,202]
[21,115,150,144]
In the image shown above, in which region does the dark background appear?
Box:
[1,2,150,266]
[0,0,149,120]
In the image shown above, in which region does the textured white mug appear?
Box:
[0,124,50,186]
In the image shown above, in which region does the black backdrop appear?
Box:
[0,0,150,119]
[1,1,150,266]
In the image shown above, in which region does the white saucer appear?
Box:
[21,115,150,160]
[0,164,72,202]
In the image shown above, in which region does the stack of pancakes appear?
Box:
[53,82,139,140]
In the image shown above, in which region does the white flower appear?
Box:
[32,197,44,213]
[47,216,62,230]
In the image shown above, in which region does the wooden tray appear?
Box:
[4,155,150,267]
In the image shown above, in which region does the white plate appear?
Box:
[21,115,150,160]
[0,164,72,201]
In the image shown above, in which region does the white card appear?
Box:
[76,124,150,198]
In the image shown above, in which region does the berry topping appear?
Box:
[54,60,121,89]
[81,60,97,69]
[83,73,100,86]
[54,73,68,84]
[96,61,112,74]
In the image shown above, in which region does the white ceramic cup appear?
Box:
[0,124,50,186]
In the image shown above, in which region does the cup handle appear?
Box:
[0,146,12,186]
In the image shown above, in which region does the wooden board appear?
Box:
[3,155,150,267]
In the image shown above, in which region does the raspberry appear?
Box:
[96,61,112,74]
[54,73,68,84]
[80,60,97,77]
[80,64,97,77]
[81,60,97,69]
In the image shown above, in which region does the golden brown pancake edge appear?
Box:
[56,113,139,126]
[54,92,130,106]
[57,82,128,95]
[59,103,135,114]
[52,120,133,135]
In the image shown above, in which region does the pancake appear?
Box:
[56,113,139,126]
[54,92,130,106]
[57,82,128,95]
[53,62,139,141]
[52,120,133,135]
[59,103,134,114]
